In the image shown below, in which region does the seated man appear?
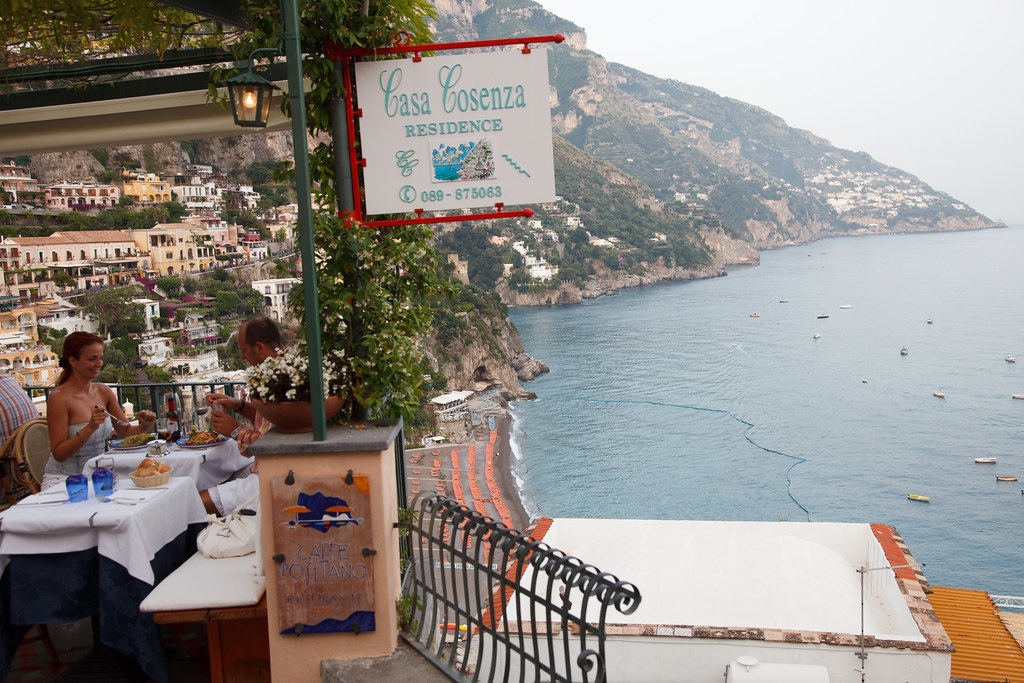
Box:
[0,373,40,500]
[0,372,39,445]
[200,317,281,515]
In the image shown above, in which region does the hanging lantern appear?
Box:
[225,69,278,128]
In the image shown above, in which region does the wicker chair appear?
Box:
[0,418,51,503]
[0,417,59,665]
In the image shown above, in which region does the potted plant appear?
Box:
[244,343,349,432]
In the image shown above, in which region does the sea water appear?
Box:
[508,226,1024,595]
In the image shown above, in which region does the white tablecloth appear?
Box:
[0,477,208,584]
[83,438,252,491]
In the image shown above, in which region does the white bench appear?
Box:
[141,551,265,612]
[141,551,268,683]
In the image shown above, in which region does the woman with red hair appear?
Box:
[43,331,156,489]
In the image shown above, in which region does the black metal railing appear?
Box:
[402,495,641,683]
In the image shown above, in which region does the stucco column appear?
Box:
[248,421,403,683]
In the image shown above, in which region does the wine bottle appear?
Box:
[166,396,180,442]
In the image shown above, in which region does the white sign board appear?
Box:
[354,49,556,216]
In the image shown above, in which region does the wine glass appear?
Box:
[156,418,172,442]
[191,386,210,433]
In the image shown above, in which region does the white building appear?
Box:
[164,348,220,379]
[182,311,220,345]
[170,179,219,212]
[252,278,299,322]
[527,263,555,282]
[430,390,474,421]
[35,298,99,335]
[493,518,952,683]
[133,298,160,331]
[138,336,174,366]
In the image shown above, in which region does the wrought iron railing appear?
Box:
[401,495,641,682]
[991,595,1024,610]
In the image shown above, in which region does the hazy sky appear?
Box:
[537,0,1024,224]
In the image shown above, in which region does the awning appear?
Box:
[0,70,292,156]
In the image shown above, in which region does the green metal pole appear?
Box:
[283,0,326,440]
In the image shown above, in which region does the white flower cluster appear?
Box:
[246,345,347,403]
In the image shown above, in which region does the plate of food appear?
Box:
[176,430,227,448]
[111,434,163,450]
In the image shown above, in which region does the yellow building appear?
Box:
[131,222,217,276]
[0,306,58,385]
[122,171,170,205]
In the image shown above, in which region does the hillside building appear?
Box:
[35,298,99,336]
[252,278,299,322]
[0,230,143,298]
[0,303,58,386]
[122,171,170,205]
[0,162,40,205]
[133,298,160,332]
[44,181,120,212]
[138,336,174,366]
[446,254,469,285]
[169,178,220,212]
[430,390,474,421]
[238,230,268,262]
[130,222,216,276]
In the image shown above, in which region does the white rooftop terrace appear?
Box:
[430,390,474,406]
[529,518,923,642]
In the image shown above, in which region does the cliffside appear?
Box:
[495,261,728,307]
[431,0,1002,251]
[423,304,548,399]
[27,134,295,184]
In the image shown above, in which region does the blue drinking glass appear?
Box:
[65,474,88,503]
[91,468,114,498]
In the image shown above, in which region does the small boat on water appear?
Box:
[779,299,789,303]
[813,331,821,339]
[927,319,933,324]
[997,476,1019,482]
[907,494,930,502]
[1013,394,1024,400]
[975,457,997,464]
[816,314,829,319]
[900,346,909,356]
[933,390,946,398]
[1006,355,1016,363]
[839,304,853,309]
[749,313,759,318]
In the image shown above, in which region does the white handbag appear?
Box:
[196,494,259,559]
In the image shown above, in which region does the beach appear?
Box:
[404,406,530,533]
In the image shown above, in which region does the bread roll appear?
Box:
[134,458,162,478]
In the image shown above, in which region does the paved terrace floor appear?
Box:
[10,619,451,682]
[8,618,209,682]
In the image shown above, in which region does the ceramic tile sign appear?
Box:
[354,48,556,215]
[270,473,374,635]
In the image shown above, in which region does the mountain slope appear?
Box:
[432,0,997,248]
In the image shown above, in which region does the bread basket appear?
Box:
[130,467,172,488]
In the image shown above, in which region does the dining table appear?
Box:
[0,475,208,682]
[83,434,251,491]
